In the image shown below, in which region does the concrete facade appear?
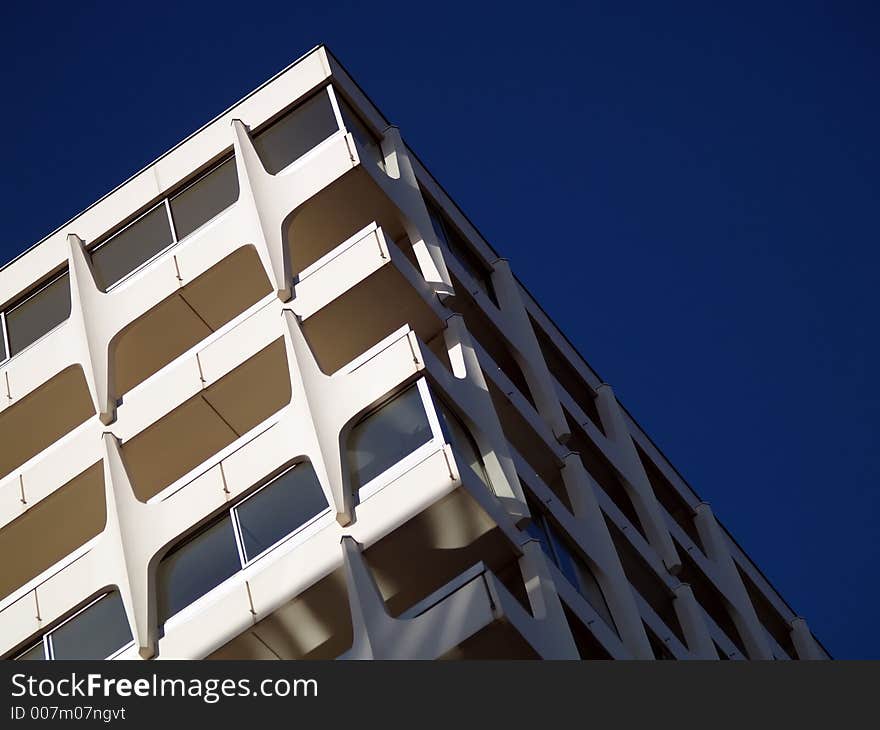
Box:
[0,46,827,660]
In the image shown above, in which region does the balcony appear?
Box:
[0,365,95,481]
[290,215,445,375]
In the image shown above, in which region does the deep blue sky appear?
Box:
[1,2,877,658]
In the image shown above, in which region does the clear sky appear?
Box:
[1,2,876,658]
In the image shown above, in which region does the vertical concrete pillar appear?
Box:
[790,617,825,660]
[491,259,571,444]
[595,383,681,573]
[100,433,157,658]
[672,582,718,659]
[694,502,773,659]
[279,309,353,525]
[67,234,116,425]
[380,125,453,299]
[231,119,291,300]
[519,539,580,659]
[559,453,654,659]
[444,314,528,523]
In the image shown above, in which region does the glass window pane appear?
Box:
[525,507,554,561]
[90,205,174,290]
[253,91,339,175]
[16,643,46,660]
[548,527,616,632]
[338,97,385,172]
[235,463,329,562]
[6,273,71,356]
[50,593,132,660]
[437,402,492,490]
[157,515,240,624]
[170,157,239,241]
[347,385,433,489]
[428,206,498,305]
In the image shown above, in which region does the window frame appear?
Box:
[0,309,9,362]
[229,462,333,566]
[167,154,239,244]
[334,89,386,172]
[14,591,134,661]
[352,378,447,501]
[426,203,499,307]
[434,395,494,492]
[88,200,177,292]
[527,498,617,634]
[251,86,345,177]
[160,461,333,629]
[0,269,71,365]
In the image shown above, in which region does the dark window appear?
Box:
[170,157,239,241]
[527,499,617,633]
[253,91,339,175]
[436,400,492,491]
[234,463,329,562]
[13,591,132,661]
[50,593,132,660]
[91,204,174,290]
[5,273,71,356]
[157,516,240,624]
[337,97,385,171]
[347,385,433,489]
[427,205,498,306]
[157,462,329,625]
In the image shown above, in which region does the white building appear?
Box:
[0,46,827,660]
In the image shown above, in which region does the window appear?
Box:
[253,89,340,175]
[337,96,385,172]
[347,384,435,491]
[427,204,498,306]
[14,592,132,661]
[157,515,241,625]
[90,204,175,290]
[3,272,71,358]
[170,156,239,241]
[157,462,329,624]
[526,500,617,633]
[436,400,492,491]
[234,463,330,562]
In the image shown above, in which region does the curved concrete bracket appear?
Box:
[67,234,115,424]
[789,617,824,659]
[595,383,681,573]
[491,259,571,444]
[559,452,654,659]
[377,125,453,299]
[672,582,718,659]
[279,309,351,524]
[99,432,157,658]
[443,314,528,524]
[231,119,291,300]
[694,502,773,659]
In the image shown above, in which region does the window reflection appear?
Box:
[5,273,71,356]
[235,463,329,562]
[347,385,433,490]
[170,157,239,241]
[526,498,617,633]
[253,90,339,175]
[436,400,492,491]
[157,462,330,625]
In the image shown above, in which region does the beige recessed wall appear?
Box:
[0,366,95,481]
[122,337,291,501]
[0,462,105,601]
[287,168,408,277]
[114,246,272,396]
